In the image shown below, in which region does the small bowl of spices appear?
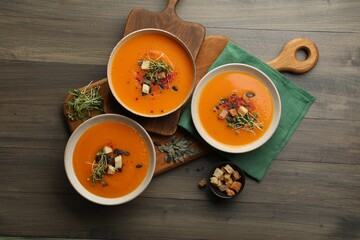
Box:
[208,162,246,199]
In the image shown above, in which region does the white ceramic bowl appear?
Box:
[64,114,156,205]
[191,63,281,153]
[107,28,196,118]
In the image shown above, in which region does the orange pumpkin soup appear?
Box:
[73,121,150,198]
[198,71,274,146]
[110,32,194,115]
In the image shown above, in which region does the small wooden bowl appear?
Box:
[208,162,246,199]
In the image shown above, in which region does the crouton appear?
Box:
[213,168,224,179]
[155,72,166,79]
[230,181,242,193]
[142,84,150,94]
[218,109,228,119]
[210,177,220,186]
[140,60,151,70]
[226,189,235,197]
[232,170,241,181]
[219,174,225,182]
[107,165,116,175]
[114,155,122,170]
[218,184,228,192]
[229,108,238,117]
[238,106,248,116]
[224,164,235,174]
[198,178,207,188]
[103,146,113,154]
[224,173,233,185]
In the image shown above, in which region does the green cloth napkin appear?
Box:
[178,41,316,181]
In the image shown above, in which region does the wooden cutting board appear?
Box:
[124,0,205,56]
[122,0,205,135]
[63,0,206,136]
[63,35,319,175]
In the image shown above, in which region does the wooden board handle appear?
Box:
[162,0,179,13]
[267,38,319,74]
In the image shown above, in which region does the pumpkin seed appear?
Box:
[220,98,228,104]
[165,155,171,163]
[155,137,198,164]
[246,91,255,98]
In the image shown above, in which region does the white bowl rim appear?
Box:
[191,63,281,153]
[107,28,196,118]
[64,114,156,205]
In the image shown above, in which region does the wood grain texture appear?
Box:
[267,38,319,73]
[0,0,359,239]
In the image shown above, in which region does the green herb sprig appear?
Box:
[216,93,264,135]
[87,147,131,187]
[144,58,173,83]
[227,112,264,135]
[138,53,176,95]
[66,83,104,121]
[90,149,109,185]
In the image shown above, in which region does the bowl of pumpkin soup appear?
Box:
[191,64,281,153]
[107,28,196,117]
[64,114,156,205]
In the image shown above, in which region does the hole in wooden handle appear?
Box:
[295,47,310,61]
[268,38,319,74]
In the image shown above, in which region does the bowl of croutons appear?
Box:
[208,162,245,199]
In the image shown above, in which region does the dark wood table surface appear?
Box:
[1,1,359,239]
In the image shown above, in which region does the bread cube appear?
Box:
[219,174,225,182]
[107,165,116,175]
[226,189,235,197]
[232,170,241,181]
[218,109,228,119]
[103,146,113,154]
[198,178,207,188]
[218,184,228,192]
[140,60,151,70]
[114,155,122,170]
[155,72,166,79]
[224,164,235,174]
[237,106,248,116]
[213,168,224,179]
[229,108,238,117]
[142,84,150,94]
[224,173,233,185]
[230,181,242,193]
[210,177,220,187]
[226,181,233,188]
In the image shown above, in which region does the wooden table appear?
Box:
[0,1,359,239]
